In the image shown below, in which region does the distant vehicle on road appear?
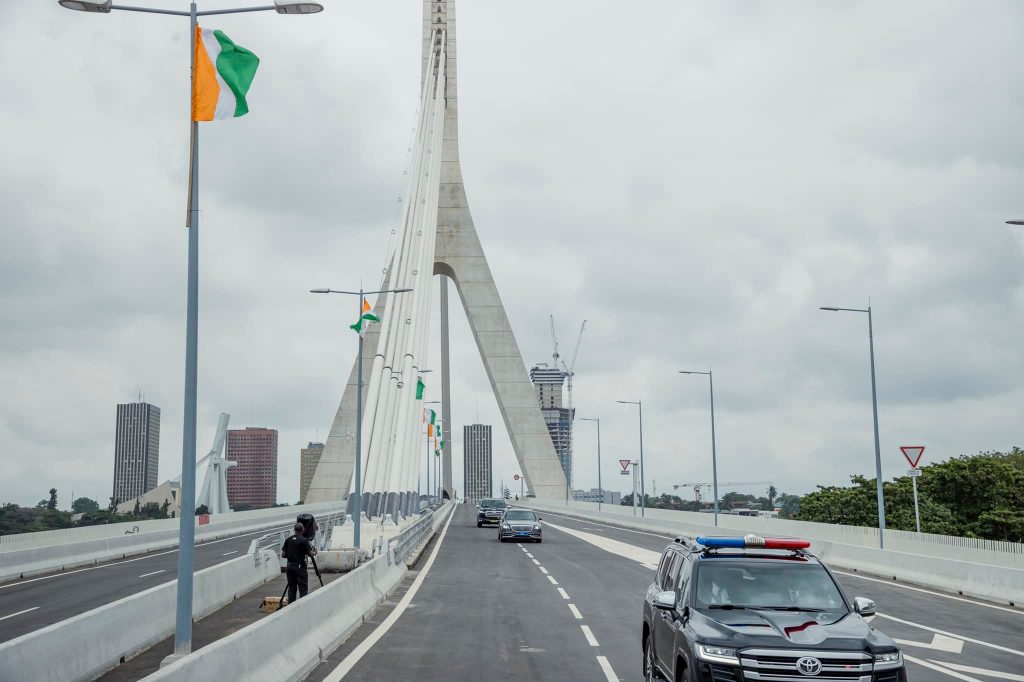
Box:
[497,508,543,543]
[641,535,906,682]
[476,498,507,527]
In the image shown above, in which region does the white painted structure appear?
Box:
[306,0,567,511]
[196,413,234,515]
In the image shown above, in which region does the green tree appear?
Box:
[47,488,58,511]
[72,497,101,514]
[766,485,778,508]
[195,504,210,516]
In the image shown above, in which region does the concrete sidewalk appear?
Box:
[97,568,341,682]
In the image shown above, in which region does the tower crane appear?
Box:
[548,316,587,489]
[672,481,773,505]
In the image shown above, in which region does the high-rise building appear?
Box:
[463,423,492,501]
[529,366,573,487]
[112,401,161,505]
[299,442,324,504]
[226,427,278,509]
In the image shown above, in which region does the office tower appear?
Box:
[112,401,160,504]
[299,442,324,504]
[226,427,278,509]
[463,423,492,501]
[529,366,573,487]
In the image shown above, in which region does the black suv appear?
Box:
[641,535,907,682]
[476,498,507,527]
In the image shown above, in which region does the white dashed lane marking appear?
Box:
[568,603,583,620]
[138,570,165,578]
[0,607,39,622]
[581,625,599,647]
[539,567,549,574]
[596,655,618,682]
[557,588,570,599]
[547,575,559,585]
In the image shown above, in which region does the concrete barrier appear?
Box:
[0,502,342,584]
[526,501,1024,607]
[0,549,280,682]
[143,553,406,682]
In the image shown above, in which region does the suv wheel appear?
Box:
[644,634,663,681]
[477,521,482,527]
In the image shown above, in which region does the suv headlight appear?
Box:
[501,523,510,529]
[695,644,739,666]
[874,651,902,669]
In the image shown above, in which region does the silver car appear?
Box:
[498,509,543,543]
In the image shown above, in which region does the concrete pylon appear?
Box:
[428,0,567,500]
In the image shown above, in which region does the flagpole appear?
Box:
[354,288,364,549]
[173,0,200,657]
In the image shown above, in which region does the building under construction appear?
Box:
[529,366,573,488]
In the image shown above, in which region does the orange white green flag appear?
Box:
[350,299,380,337]
[192,26,260,122]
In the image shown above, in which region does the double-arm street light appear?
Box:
[679,370,719,526]
[820,304,886,549]
[578,417,603,511]
[616,400,645,516]
[311,287,412,549]
[60,0,323,659]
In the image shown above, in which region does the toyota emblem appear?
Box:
[796,657,823,676]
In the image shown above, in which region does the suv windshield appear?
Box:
[694,561,846,612]
[480,499,506,508]
[503,510,536,521]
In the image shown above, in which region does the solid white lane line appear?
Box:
[138,570,166,578]
[596,655,619,682]
[902,655,982,681]
[537,511,674,540]
[568,603,583,620]
[932,661,1024,681]
[581,624,599,646]
[0,607,39,622]
[321,507,456,681]
[834,570,1024,616]
[875,613,1024,657]
[539,567,549,574]
[547,575,559,585]
[557,588,570,600]
[221,550,238,556]
[544,521,662,570]
[0,526,276,590]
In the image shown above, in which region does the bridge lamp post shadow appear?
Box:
[311,287,412,549]
[820,305,886,549]
[578,417,602,511]
[679,370,720,527]
[616,400,645,517]
[59,0,323,659]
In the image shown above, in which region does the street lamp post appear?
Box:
[617,400,645,516]
[311,287,412,549]
[820,304,886,549]
[60,0,323,658]
[579,417,602,511]
[679,370,719,526]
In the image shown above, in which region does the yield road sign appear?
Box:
[900,446,925,468]
[619,459,631,472]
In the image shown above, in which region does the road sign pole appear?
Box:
[911,474,921,534]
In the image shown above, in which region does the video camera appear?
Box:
[295,512,318,541]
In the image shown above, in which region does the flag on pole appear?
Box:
[427,423,434,437]
[416,376,426,400]
[350,299,379,337]
[422,408,436,425]
[192,26,260,121]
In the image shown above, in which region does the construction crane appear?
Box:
[672,481,773,505]
[549,316,587,489]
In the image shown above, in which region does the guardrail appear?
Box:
[539,499,1024,569]
[526,501,1024,607]
[0,502,344,584]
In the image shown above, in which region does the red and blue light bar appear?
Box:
[696,534,811,550]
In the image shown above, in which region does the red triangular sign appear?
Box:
[900,446,925,468]
[619,459,632,472]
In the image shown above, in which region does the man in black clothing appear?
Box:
[281,522,317,604]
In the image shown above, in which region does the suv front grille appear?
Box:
[739,649,872,682]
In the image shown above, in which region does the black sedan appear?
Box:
[498,509,543,543]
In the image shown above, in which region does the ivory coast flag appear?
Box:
[192,26,260,122]
[350,299,379,337]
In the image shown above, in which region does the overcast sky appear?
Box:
[2,1,1023,509]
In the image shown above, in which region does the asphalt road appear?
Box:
[0,523,293,643]
[305,505,1024,682]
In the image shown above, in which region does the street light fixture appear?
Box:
[59,0,323,659]
[311,286,413,549]
[616,400,645,516]
[679,370,719,527]
[579,417,602,511]
[820,304,886,549]
[1006,220,1024,225]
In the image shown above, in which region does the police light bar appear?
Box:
[696,534,811,550]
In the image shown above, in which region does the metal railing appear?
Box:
[384,502,448,566]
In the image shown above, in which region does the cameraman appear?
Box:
[281,522,317,604]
